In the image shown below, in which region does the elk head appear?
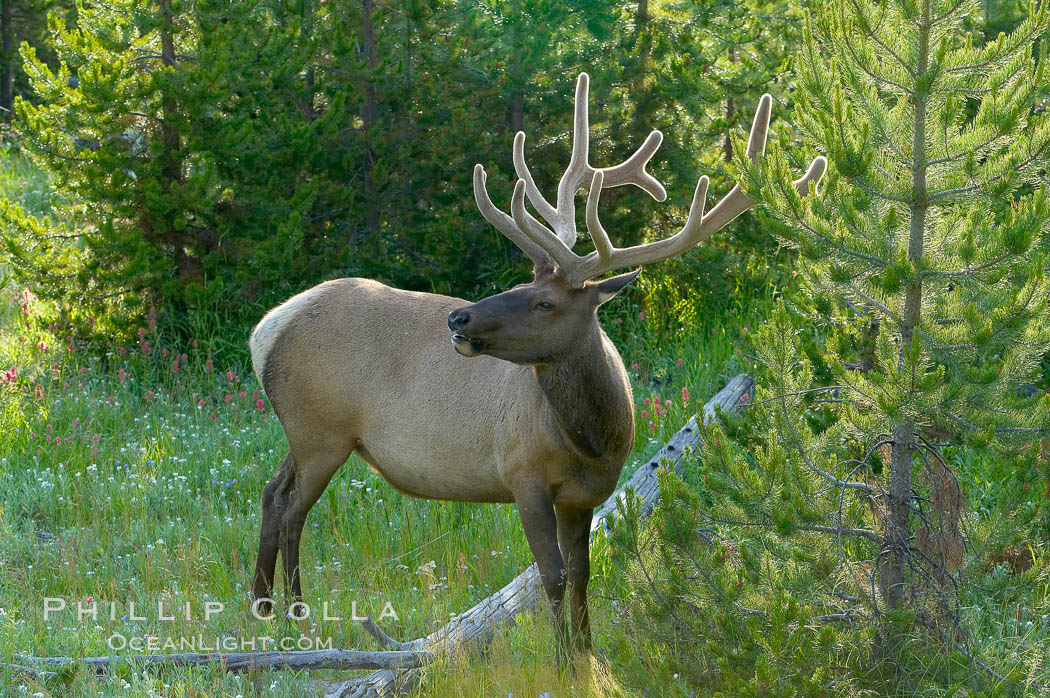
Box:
[451,73,827,363]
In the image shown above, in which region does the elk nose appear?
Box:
[448,308,470,331]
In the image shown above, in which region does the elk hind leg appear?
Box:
[252,453,294,612]
[279,438,355,614]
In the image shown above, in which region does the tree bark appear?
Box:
[322,375,755,698]
[359,0,380,237]
[16,648,431,674]
[882,0,930,616]
[0,0,12,120]
[723,47,736,161]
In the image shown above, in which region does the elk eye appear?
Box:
[535,301,555,311]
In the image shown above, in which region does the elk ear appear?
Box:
[590,268,641,306]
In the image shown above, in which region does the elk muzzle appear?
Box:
[448,307,489,357]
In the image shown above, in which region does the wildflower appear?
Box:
[172,359,180,373]
[676,358,683,367]
[631,362,640,371]
[37,341,48,352]
[205,358,213,372]
[256,398,265,411]
[682,386,689,402]
[1,367,16,383]
[107,396,114,404]
[640,410,648,419]
[198,399,206,408]
[226,370,235,383]
[643,397,651,406]
[118,368,126,385]
[118,346,127,356]
[664,399,672,408]
[224,394,232,404]
[239,391,246,398]
[741,393,749,403]
[637,311,646,320]
[162,348,169,358]
[144,390,155,401]
[209,412,217,421]
[138,327,147,338]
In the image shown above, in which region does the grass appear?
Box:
[0,141,760,695]
[1,146,1047,697]
[0,285,757,697]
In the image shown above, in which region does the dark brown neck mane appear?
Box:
[533,324,634,464]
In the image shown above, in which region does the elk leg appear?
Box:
[252,453,294,613]
[279,443,352,614]
[515,485,569,663]
[556,505,594,652]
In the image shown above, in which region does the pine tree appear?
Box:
[742,0,1050,641]
[610,0,1050,688]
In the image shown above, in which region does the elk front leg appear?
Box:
[556,505,594,652]
[514,484,569,662]
[252,454,294,613]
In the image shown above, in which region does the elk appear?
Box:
[249,73,825,655]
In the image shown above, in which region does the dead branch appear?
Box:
[14,648,431,674]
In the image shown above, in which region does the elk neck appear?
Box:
[531,324,634,465]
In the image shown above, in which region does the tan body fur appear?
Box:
[252,277,631,509]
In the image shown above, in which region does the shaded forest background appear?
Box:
[0,0,1024,346]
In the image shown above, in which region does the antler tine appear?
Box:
[473,164,554,269]
[510,179,578,272]
[474,78,826,286]
[512,72,668,250]
[695,94,827,235]
[574,171,710,285]
[564,93,826,285]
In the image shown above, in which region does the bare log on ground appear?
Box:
[14,648,431,674]
[323,373,755,698]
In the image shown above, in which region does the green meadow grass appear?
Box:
[1,147,1047,697]
[0,251,755,697]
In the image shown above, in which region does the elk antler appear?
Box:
[474,73,827,287]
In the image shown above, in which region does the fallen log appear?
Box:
[13,648,432,674]
[323,373,755,698]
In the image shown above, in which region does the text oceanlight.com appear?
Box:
[107,634,335,652]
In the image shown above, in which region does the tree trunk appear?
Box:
[723,47,736,161]
[1,0,13,120]
[881,0,931,618]
[508,90,524,134]
[359,0,380,237]
[155,0,200,284]
[507,0,525,134]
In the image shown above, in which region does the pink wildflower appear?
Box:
[256,398,265,411]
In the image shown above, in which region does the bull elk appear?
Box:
[249,73,825,655]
